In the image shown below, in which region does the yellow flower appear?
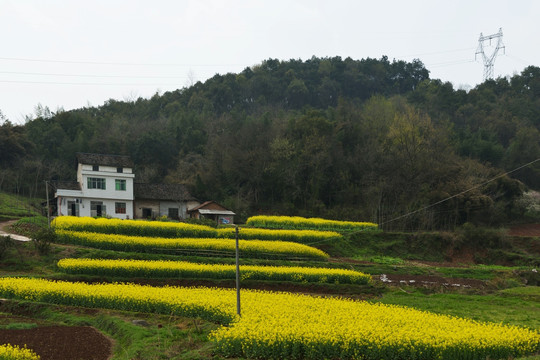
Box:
[0,344,40,360]
[57,258,371,284]
[246,215,378,232]
[55,230,329,260]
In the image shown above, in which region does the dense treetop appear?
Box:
[1,56,538,228]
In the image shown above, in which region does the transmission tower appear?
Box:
[475,28,505,81]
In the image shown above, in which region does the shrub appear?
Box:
[31,228,56,255]
[0,236,16,260]
[457,223,507,249]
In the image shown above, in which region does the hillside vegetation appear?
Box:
[1,57,539,229]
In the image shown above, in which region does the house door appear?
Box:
[71,203,76,216]
[142,208,152,219]
[91,201,105,217]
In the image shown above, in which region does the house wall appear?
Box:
[159,201,182,219]
[57,196,133,220]
[134,200,160,219]
[78,164,135,201]
[186,201,200,211]
[134,200,196,220]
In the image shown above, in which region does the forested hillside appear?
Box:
[1,56,539,228]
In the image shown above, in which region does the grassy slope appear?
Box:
[0,192,42,220]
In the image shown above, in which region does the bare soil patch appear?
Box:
[509,224,540,237]
[0,326,112,360]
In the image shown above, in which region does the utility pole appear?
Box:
[45,180,50,228]
[235,225,241,316]
[475,28,505,81]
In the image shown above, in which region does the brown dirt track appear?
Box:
[0,326,112,360]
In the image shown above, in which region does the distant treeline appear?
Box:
[1,56,539,229]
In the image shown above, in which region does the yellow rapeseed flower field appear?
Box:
[52,216,216,238]
[0,344,40,360]
[246,215,378,232]
[55,230,329,260]
[52,216,341,243]
[217,227,342,243]
[0,277,538,359]
[57,258,371,284]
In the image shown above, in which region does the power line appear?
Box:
[426,59,475,68]
[380,158,540,227]
[0,56,245,67]
[0,79,181,86]
[0,70,189,79]
[505,54,533,66]
[397,47,476,59]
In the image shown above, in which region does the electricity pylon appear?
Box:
[475,28,505,81]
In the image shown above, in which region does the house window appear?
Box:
[168,208,179,219]
[87,177,106,190]
[92,165,99,171]
[115,179,126,191]
[115,202,126,214]
[117,167,123,173]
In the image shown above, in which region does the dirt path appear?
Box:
[0,219,17,232]
[0,220,31,242]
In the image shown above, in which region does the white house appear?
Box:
[53,153,135,219]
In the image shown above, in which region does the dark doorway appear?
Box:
[142,208,152,219]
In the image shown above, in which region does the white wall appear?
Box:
[57,196,133,219]
[79,164,135,201]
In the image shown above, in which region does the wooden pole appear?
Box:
[235,225,241,316]
[45,180,50,228]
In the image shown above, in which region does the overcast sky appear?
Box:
[1,0,538,123]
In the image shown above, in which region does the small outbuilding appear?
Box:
[188,201,235,225]
[134,183,199,220]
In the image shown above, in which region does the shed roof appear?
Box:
[76,152,134,168]
[134,183,198,201]
[188,201,235,215]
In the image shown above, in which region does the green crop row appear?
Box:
[57,258,370,284]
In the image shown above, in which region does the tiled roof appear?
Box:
[76,153,133,168]
[188,200,232,212]
[50,181,82,191]
[134,183,198,201]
